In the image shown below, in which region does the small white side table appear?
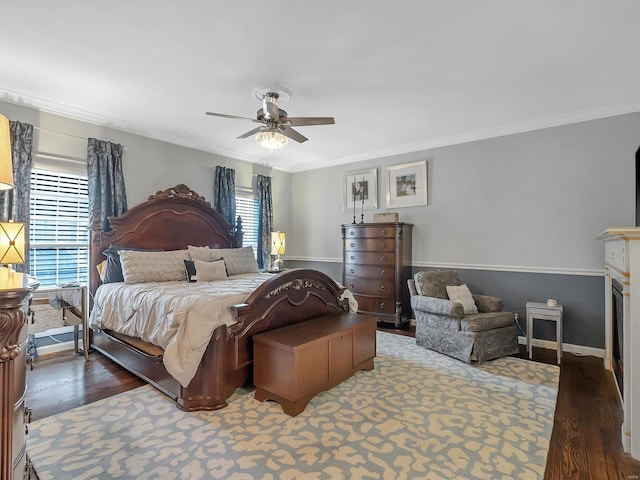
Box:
[48,284,89,360]
[526,301,563,364]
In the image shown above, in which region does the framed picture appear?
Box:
[386,160,428,208]
[343,168,378,211]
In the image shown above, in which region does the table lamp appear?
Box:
[0,114,14,190]
[0,221,25,271]
[271,231,286,271]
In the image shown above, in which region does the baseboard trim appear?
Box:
[517,335,604,358]
[36,340,75,356]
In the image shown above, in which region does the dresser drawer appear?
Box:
[354,294,397,315]
[344,264,395,280]
[344,238,396,253]
[344,276,395,296]
[605,240,626,272]
[343,226,396,239]
[344,251,396,265]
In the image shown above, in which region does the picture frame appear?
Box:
[386,160,428,208]
[343,168,378,212]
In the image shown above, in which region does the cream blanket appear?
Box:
[89,273,272,387]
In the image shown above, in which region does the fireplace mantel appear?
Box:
[597,227,640,459]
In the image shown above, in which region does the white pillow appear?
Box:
[120,249,189,283]
[188,245,212,262]
[446,284,478,314]
[208,246,259,275]
[193,259,228,281]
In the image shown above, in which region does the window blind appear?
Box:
[29,168,89,286]
[235,187,259,255]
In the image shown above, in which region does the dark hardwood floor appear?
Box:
[26,326,640,480]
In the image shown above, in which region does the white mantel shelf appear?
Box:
[597,227,640,459]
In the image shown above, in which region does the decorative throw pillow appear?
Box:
[184,260,197,282]
[187,245,212,262]
[96,260,108,281]
[184,258,227,282]
[193,259,228,282]
[217,246,259,276]
[120,249,190,283]
[446,284,478,314]
[102,245,163,283]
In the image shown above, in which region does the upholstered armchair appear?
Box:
[408,270,519,362]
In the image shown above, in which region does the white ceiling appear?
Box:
[1,1,638,172]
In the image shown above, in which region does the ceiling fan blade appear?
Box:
[236,127,263,139]
[281,126,308,143]
[282,117,335,126]
[205,112,262,123]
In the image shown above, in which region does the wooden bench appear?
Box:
[253,312,377,416]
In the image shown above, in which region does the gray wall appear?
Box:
[288,113,640,349]
[3,98,638,350]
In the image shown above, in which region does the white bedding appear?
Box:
[88,273,273,387]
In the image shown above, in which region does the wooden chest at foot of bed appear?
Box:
[253,313,377,416]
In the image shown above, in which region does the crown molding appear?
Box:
[292,101,640,172]
[3,90,637,174]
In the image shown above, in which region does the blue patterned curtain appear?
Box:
[87,138,127,232]
[0,121,34,273]
[256,174,272,270]
[213,166,236,226]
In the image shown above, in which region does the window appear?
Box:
[235,187,259,254]
[29,168,89,287]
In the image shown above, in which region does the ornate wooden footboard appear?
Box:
[89,185,348,411]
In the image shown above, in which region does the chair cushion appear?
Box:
[446,284,479,314]
[460,311,515,332]
[414,270,461,298]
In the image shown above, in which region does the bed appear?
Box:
[88,184,351,411]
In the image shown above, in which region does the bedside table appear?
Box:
[526,301,563,364]
[48,284,89,360]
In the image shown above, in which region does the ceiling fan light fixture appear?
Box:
[255,130,288,151]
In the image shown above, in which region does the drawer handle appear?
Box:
[349,283,355,289]
[380,270,386,277]
[380,302,385,309]
[349,231,356,236]
[380,242,387,248]
[350,255,355,260]
[382,230,388,235]
[350,269,355,274]
[350,242,355,248]
[380,256,386,262]
[380,285,386,292]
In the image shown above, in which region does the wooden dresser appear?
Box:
[0,269,38,480]
[342,222,413,327]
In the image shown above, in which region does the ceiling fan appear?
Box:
[205,89,335,150]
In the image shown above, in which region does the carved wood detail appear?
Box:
[147,184,210,206]
[0,308,26,363]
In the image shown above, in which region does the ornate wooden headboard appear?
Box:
[89,184,243,297]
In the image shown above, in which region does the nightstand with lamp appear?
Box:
[0,112,41,480]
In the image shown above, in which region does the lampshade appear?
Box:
[256,130,288,151]
[0,222,25,265]
[0,114,14,190]
[271,231,286,256]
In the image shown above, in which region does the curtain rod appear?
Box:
[32,125,128,149]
